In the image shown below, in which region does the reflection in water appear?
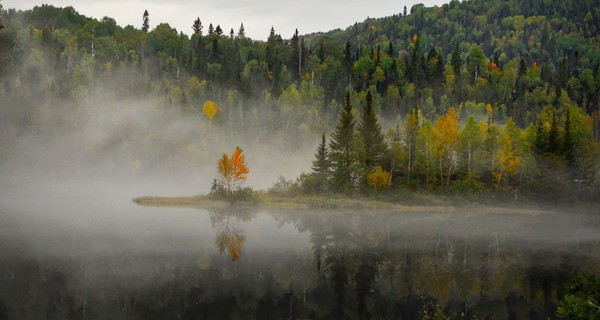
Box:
[210,210,249,261]
[1,207,599,319]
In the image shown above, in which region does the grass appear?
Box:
[132,192,561,215]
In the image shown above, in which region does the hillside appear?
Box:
[0,0,599,200]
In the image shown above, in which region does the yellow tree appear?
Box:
[217,147,249,195]
[203,100,219,120]
[367,166,390,191]
[433,107,460,186]
[493,133,521,187]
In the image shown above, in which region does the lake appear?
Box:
[1,180,599,319]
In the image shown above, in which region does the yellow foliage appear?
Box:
[217,147,250,195]
[367,166,390,190]
[215,226,246,261]
[412,34,419,42]
[485,103,494,115]
[203,100,219,120]
[493,134,522,185]
[532,61,540,73]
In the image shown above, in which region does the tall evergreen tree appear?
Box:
[311,133,330,192]
[141,10,149,32]
[343,41,353,84]
[359,90,388,172]
[329,92,356,192]
[192,17,203,35]
[290,29,300,81]
[562,105,574,165]
[237,23,245,38]
[451,44,461,77]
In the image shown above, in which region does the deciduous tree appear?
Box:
[432,107,460,186]
[203,100,219,120]
[217,147,250,195]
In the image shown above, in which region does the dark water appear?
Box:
[1,185,599,319]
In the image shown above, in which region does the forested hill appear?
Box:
[0,0,599,200]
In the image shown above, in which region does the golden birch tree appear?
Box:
[217,147,250,195]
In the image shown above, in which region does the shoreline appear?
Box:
[131,193,581,214]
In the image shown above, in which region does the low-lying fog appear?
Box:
[1,94,600,319]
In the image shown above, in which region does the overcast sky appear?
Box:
[7,0,449,40]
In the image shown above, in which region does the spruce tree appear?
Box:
[563,105,574,165]
[548,109,559,154]
[359,90,388,171]
[329,92,356,192]
[311,133,330,192]
[451,44,461,77]
[141,10,149,32]
[192,17,203,35]
[237,23,245,38]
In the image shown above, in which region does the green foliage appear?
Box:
[2,1,600,201]
[358,90,388,172]
[329,92,356,193]
[556,274,600,320]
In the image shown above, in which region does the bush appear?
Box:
[209,179,255,203]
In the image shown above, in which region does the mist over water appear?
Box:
[1,90,599,319]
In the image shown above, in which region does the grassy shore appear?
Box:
[132,192,569,214]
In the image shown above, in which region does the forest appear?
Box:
[0,0,599,201]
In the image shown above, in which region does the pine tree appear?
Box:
[562,105,574,165]
[548,108,559,154]
[192,17,203,35]
[141,10,149,32]
[237,23,245,38]
[290,29,300,80]
[343,41,353,83]
[329,92,356,192]
[311,133,330,192]
[359,91,388,171]
[451,44,461,77]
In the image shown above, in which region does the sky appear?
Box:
[6,0,449,40]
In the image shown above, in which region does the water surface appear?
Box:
[1,182,599,319]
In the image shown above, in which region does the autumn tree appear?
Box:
[493,130,522,187]
[217,147,250,196]
[367,166,390,191]
[432,107,460,186]
[203,100,219,120]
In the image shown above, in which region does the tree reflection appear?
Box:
[209,209,254,261]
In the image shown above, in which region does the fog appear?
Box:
[0,89,317,197]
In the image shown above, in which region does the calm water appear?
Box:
[1,182,599,319]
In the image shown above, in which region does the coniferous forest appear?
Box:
[1,0,599,202]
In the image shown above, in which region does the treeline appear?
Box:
[299,90,598,201]
[0,0,599,198]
